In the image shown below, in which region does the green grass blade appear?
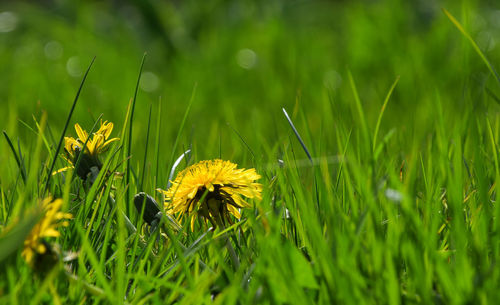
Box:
[227,122,256,160]
[347,69,369,143]
[139,104,152,191]
[154,99,162,190]
[167,83,197,185]
[372,76,400,154]
[486,117,499,177]
[2,131,27,183]
[43,56,96,195]
[126,53,147,208]
[443,8,500,86]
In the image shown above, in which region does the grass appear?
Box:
[1,0,500,304]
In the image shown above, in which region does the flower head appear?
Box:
[56,120,119,180]
[22,197,72,266]
[158,159,262,231]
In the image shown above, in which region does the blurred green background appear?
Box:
[1,0,499,171]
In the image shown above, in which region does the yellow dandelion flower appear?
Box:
[157,159,262,231]
[54,120,119,180]
[22,197,72,265]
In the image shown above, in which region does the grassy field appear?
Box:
[1,0,500,304]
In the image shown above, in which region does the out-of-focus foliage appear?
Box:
[1,1,499,145]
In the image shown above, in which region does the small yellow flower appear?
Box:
[22,197,72,265]
[157,159,262,231]
[55,120,119,180]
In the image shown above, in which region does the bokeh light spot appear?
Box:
[323,70,342,91]
[140,71,160,92]
[236,48,257,69]
[66,56,83,77]
[44,41,63,60]
[0,12,18,33]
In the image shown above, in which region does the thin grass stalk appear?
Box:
[139,105,152,191]
[167,83,196,187]
[43,57,96,196]
[125,53,147,212]
[154,99,162,190]
[3,131,27,183]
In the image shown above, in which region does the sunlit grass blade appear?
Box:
[443,8,500,86]
[347,69,369,143]
[167,149,191,189]
[31,114,54,164]
[372,76,399,154]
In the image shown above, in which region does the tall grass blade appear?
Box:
[16,138,27,183]
[154,99,162,189]
[486,87,500,105]
[373,76,400,154]
[126,53,147,207]
[43,56,96,195]
[167,83,196,185]
[282,107,312,163]
[227,123,256,159]
[31,115,54,163]
[347,70,369,142]
[443,8,500,86]
[139,104,152,191]
[2,131,27,183]
[486,117,499,177]
[167,149,191,189]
